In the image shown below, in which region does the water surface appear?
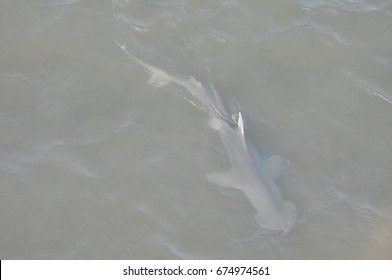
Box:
[1,0,392,259]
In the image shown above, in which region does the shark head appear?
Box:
[254,200,297,235]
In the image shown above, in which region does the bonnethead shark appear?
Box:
[116,41,297,234]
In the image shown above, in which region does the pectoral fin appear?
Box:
[261,155,286,182]
[206,169,241,189]
[259,155,290,201]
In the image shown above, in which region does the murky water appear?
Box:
[1,0,392,259]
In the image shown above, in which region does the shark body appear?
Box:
[115,41,236,127]
[208,113,296,233]
[116,41,297,233]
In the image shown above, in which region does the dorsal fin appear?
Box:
[237,112,245,135]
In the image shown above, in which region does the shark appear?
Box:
[207,113,297,234]
[115,40,236,127]
[116,41,297,233]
